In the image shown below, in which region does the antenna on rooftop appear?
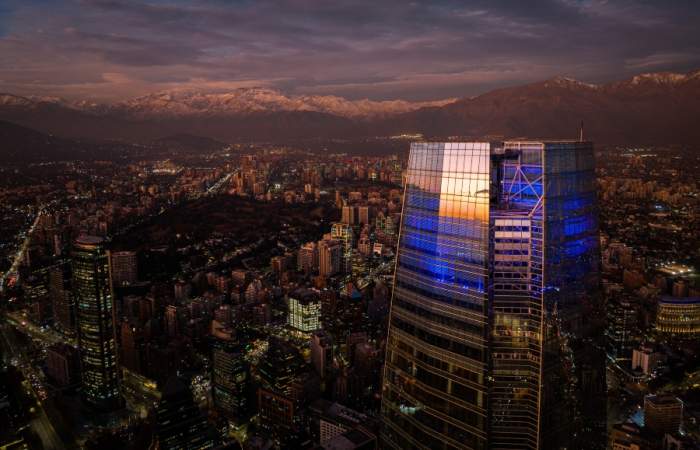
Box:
[579,120,584,142]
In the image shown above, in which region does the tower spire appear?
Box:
[579,120,584,141]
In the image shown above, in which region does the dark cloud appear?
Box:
[0,0,698,100]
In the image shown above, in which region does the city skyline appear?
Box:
[0,2,698,450]
[0,134,697,449]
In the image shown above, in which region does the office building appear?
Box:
[257,339,306,444]
[357,205,371,226]
[342,206,356,225]
[72,235,121,410]
[298,242,319,274]
[319,239,343,278]
[164,305,181,338]
[288,289,321,333]
[632,347,661,376]
[110,250,138,286]
[46,343,80,387]
[311,330,334,379]
[331,223,354,274]
[381,141,603,449]
[357,237,372,256]
[644,395,683,435]
[211,332,250,424]
[152,376,215,450]
[315,400,372,447]
[607,298,639,360]
[49,262,75,334]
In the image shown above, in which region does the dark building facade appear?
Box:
[49,261,75,335]
[381,141,604,449]
[153,376,215,450]
[72,235,121,410]
[211,334,250,424]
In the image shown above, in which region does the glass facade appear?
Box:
[382,143,490,450]
[72,236,121,410]
[489,142,545,449]
[212,338,250,423]
[381,141,604,450]
[155,377,215,450]
[538,141,604,450]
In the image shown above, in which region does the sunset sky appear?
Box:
[1,0,699,101]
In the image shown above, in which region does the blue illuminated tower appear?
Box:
[381,141,604,450]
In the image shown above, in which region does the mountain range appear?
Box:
[1,69,699,145]
[0,88,454,119]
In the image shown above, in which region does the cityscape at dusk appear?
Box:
[0,1,699,450]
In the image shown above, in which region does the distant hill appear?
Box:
[1,69,699,145]
[0,120,81,162]
[374,71,700,144]
[0,120,133,163]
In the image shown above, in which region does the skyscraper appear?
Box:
[381,141,604,450]
[211,328,250,424]
[331,222,354,274]
[311,330,334,380]
[257,338,306,446]
[49,261,75,335]
[153,376,216,450]
[72,236,121,410]
[319,239,343,277]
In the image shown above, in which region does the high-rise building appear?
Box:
[288,289,322,333]
[357,237,372,256]
[110,251,138,286]
[257,339,306,445]
[644,395,683,436]
[120,321,145,373]
[319,239,342,278]
[335,190,343,209]
[46,343,80,387]
[607,298,639,360]
[342,206,356,225]
[357,205,371,226]
[211,330,250,424]
[298,241,319,274]
[164,305,181,338]
[381,141,604,450]
[331,223,354,274]
[331,223,354,251]
[152,376,215,450]
[311,330,334,379]
[631,346,661,376]
[72,236,121,410]
[49,261,75,335]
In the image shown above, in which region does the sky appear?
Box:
[0,0,699,102]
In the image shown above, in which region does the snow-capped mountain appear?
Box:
[1,89,455,119]
[0,93,38,108]
[1,69,698,144]
[112,88,455,118]
[628,71,700,85]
